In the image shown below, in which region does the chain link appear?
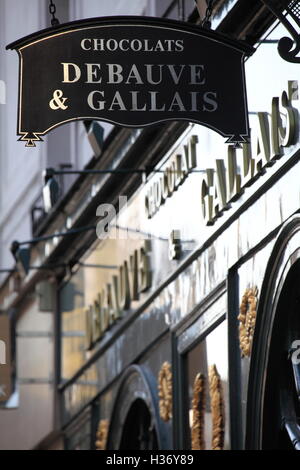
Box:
[178,0,185,22]
[202,0,214,29]
[49,0,59,27]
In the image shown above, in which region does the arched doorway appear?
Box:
[119,398,158,450]
[107,365,170,450]
[261,260,300,449]
[246,214,300,449]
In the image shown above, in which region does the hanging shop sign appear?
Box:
[7,16,253,147]
[0,315,12,403]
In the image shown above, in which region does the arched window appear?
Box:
[247,214,300,450]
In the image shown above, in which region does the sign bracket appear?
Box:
[260,0,300,63]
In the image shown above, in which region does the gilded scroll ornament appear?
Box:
[158,361,173,421]
[238,287,258,357]
[208,364,225,451]
[95,419,109,450]
[191,373,206,450]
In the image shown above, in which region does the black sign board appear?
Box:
[7,17,253,147]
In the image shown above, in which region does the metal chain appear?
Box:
[202,0,215,29]
[178,0,185,22]
[49,0,60,27]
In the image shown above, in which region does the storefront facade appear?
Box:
[0,280,58,450]
[56,17,300,449]
[1,0,300,451]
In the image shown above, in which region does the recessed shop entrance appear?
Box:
[246,215,300,450]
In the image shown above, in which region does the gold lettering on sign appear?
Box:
[145,134,198,218]
[201,81,299,225]
[85,240,152,350]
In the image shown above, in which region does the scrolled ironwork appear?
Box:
[261,0,300,62]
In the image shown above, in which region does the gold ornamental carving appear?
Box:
[238,287,258,357]
[191,373,206,450]
[208,364,225,451]
[158,361,173,421]
[95,419,109,450]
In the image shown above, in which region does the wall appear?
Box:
[0,0,47,278]
[0,296,54,450]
